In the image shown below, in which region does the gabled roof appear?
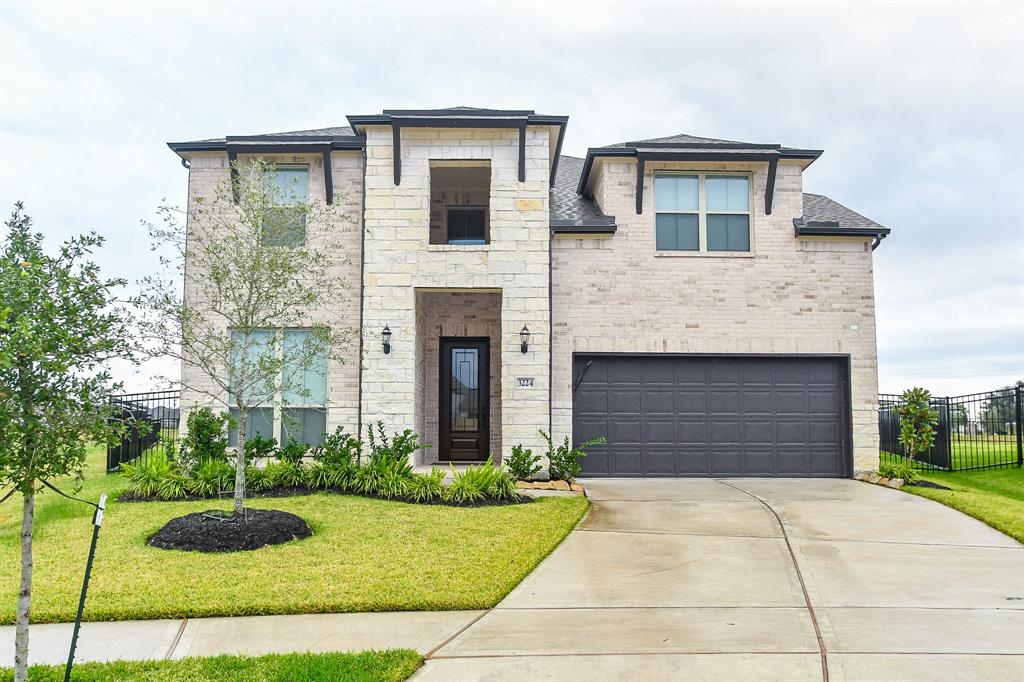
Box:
[550,155,616,233]
[167,126,363,154]
[577,131,824,196]
[796,193,889,244]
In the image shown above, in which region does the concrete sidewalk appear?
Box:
[0,610,482,667]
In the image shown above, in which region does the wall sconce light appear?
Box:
[382,325,392,354]
[519,324,530,354]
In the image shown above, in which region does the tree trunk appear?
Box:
[14,488,34,682]
[234,408,246,514]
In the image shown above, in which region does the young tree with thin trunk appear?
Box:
[0,203,135,682]
[136,159,353,514]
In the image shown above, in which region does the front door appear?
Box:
[439,338,489,461]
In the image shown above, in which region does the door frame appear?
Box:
[439,336,491,462]
[571,352,854,478]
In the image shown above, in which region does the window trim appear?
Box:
[653,171,754,254]
[227,327,328,447]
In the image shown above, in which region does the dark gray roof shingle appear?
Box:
[606,132,754,147]
[800,193,887,232]
[550,155,615,230]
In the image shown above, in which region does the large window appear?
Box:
[429,163,491,245]
[655,174,751,252]
[228,328,327,447]
[446,207,487,245]
[262,166,309,246]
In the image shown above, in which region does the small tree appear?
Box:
[894,387,939,460]
[135,159,354,514]
[0,204,135,682]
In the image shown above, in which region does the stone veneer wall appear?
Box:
[551,159,881,473]
[414,290,503,462]
[360,126,551,461]
[178,151,363,437]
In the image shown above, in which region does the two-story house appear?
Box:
[168,106,889,478]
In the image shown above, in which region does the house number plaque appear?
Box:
[517,377,535,388]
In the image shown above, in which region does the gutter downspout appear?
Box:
[548,230,554,440]
[356,147,367,441]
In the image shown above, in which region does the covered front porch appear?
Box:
[414,289,503,465]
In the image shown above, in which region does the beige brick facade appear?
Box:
[174,112,882,475]
[551,159,880,473]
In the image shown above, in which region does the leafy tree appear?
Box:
[979,381,1023,435]
[135,159,354,514]
[894,387,939,460]
[0,204,135,682]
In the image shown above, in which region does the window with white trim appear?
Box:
[227,328,327,447]
[654,174,751,252]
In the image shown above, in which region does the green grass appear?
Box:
[881,435,1020,471]
[0,448,588,624]
[904,466,1024,543]
[0,649,421,681]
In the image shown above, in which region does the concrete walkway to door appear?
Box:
[414,479,1024,682]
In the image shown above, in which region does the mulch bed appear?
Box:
[148,509,313,553]
[907,480,953,490]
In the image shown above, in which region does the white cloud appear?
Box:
[2,0,1021,395]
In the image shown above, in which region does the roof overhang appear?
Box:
[576,144,824,216]
[346,110,569,185]
[550,219,617,236]
[793,219,891,249]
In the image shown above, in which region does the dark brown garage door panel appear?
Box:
[573,355,850,478]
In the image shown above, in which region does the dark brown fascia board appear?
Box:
[346,113,567,133]
[576,145,825,196]
[550,221,617,235]
[167,137,365,155]
[382,108,537,116]
[793,222,891,238]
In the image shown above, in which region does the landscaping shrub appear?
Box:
[156,470,190,501]
[367,421,424,466]
[541,430,607,482]
[277,439,311,465]
[443,457,521,504]
[879,462,918,483]
[178,407,230,470]
[408,468,445,503]
[265,461,306,488]
[243,434,277,464]
[305,461,352,490]
[246,466,274,492]
[122,456,177,498]
[189,459,235,497]
[506,443,541,481]
[314,426,363,468]
[894,387,939,460]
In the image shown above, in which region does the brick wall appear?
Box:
[551,159,881,473]
[178,151,363,438]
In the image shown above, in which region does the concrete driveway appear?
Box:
[415,479,1024,682]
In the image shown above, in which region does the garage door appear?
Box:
[573,355,849,478]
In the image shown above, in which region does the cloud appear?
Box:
[2,0,1021,394]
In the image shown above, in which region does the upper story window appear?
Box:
[227,328,327,447]
[429,162,491,245]
[262,166,309,246]
[654,173,751,252]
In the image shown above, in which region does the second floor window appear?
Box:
[227,328,328,447]
[263,166,309,246]
[655,174,751,252]
[446,207,487,245]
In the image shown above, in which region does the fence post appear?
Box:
[1015,385,1023,468]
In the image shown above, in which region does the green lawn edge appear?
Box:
[0,649,422,682]
[903,467,1024,543]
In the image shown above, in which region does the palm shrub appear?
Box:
[305,461,351,490]
[542,430,606,483]
[408,468,445,503]
[894,387,939,460]
[122,456,176,498]
[246,466,274,492]
[177,407,229,470]
[443,457,521,504]
[156,470,190,500]
[189,459,235,497]
[265,460,306,488]
[505,443,541,481]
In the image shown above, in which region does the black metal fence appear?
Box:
[106,390,180,472]
[880,386,1023,472]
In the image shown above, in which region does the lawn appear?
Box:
[881,435,1020,471]
[904,466,1024,543]
[0,650,421,682]
[0,448,588,624]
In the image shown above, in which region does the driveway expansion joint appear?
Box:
[716,479,831,682]
[164,618,187,660]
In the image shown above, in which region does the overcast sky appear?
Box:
[1,1,1021,396]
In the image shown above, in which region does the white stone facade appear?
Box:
[175,113,882,475]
